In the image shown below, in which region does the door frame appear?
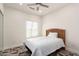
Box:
[0,9,4,51]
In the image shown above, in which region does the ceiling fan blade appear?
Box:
[27,3,36,6]
[29,7,35,10]
[40,4,49,8]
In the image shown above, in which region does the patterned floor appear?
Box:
[0,45,79,56]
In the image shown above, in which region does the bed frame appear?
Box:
[24,28,66,55]
[46,28,66,47]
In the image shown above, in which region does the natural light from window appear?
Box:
[26,21,39,38]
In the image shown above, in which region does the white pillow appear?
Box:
[48,32,58,38]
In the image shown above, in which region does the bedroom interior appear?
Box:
[0,3,79,56]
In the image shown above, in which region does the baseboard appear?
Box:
[66,48,79,55]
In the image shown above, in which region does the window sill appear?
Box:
[26,35,42,39]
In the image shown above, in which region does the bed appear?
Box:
[24,29,66,56]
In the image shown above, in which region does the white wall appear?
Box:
[42,4,79,54]
[4,6,41,49]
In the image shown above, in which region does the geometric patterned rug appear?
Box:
[1,45,79,56]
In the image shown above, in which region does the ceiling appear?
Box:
[4,3,69,16]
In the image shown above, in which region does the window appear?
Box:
[26,21,39,38]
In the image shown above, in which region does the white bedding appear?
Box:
[24,36,65,56]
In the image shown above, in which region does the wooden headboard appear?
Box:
[46,29,66,45]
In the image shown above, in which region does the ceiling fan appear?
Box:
[27,3,49,11]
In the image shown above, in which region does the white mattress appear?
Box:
[24,36,65,56]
